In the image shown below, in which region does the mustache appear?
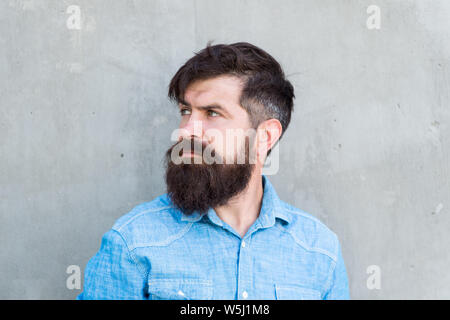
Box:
[168,138,217,158]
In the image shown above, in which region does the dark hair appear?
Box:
[168,41,295,156]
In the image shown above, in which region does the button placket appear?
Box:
[236,236,252,300]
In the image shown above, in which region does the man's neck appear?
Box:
[213,169,264,238]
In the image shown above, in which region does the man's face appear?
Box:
[164,75,257,215]
[179,75,256,162]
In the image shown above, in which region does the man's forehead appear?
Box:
[181,76,244,107]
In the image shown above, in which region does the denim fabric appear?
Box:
[77,175,350,300]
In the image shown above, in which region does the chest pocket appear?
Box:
[147,278,213,300]
[275,284,322,300]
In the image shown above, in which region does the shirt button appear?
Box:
[242,291,248,299]
[241,241,246,248]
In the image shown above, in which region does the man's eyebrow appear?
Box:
[178,99,232,117]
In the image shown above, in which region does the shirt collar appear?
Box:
[257,174,291,226]
[178,175,291,226]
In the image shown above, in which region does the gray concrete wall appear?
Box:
[1,0,449,299]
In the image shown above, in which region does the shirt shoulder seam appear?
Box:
[123,222,195,251]
[283,208,331,230]
[274,223,338,262]
[115,205,173,232]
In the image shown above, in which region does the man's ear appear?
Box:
[255,119,282,165]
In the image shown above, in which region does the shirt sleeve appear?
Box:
[76,229,148,300]
[323,241,351,300]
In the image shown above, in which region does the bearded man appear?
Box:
[78,42,350,300]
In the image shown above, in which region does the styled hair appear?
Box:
[168,41,295,156]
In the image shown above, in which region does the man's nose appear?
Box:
[179,116,204,141]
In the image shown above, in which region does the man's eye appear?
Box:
[180,108,191,116]
[207,110,220,117]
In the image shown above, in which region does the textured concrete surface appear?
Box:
[0,0,449,299]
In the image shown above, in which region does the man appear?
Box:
[77,42,350,300]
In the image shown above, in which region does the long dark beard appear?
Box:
[164,137,255,215]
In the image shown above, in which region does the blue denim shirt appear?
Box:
[77,175,350,300]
